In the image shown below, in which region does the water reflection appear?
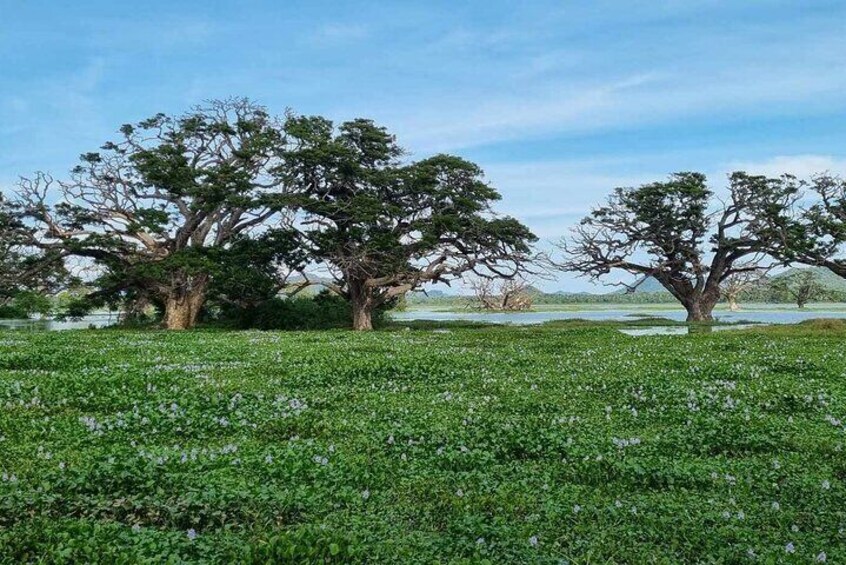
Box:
[0,313,116,331]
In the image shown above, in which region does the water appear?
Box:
[3,307,845,332]
[619,324,758,336]
[0,313,117,331]
[390,308,846,325]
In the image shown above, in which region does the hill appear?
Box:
[769,266,846,292]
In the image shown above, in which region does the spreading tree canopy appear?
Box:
[762,174,846,279]
[19,99,298,329]
[557,172,799,321]
[0,192,71,311]
[277,117,537,330]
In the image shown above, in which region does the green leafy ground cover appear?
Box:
[1,325,845,563]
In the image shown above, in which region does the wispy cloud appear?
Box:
[723,155,846,178]
[482,159,662,239]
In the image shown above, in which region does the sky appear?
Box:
[2,0,846,292]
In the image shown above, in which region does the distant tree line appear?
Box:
[408,269,846,311]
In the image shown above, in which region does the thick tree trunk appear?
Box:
[684,294,719,322]
[162,278,208,330]
[349,279,374,331]
[685,302,713,322]
[683,284,721,322]
[352,302,373,331]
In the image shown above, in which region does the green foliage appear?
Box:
[276,117,536,319]
[206,230,307,309]
[0,292,53,319]
[563,172,802,320]
[0,304,27,319]
[1,326,845,561]
[218,292,387,330]
[0,193,72,305]
[601,172,711,260]
[765,174,846,277]
[769,269,826,308]
[22,100,296,328]
[9,291,51,317]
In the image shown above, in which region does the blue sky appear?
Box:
[3,0,846,291]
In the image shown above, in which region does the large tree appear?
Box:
[0,192,71,309]
[277,117,537,330]
[19,99,295,329]
[764,174,846,279]
[557,172,798,321]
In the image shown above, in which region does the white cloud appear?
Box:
[480,159,662,240]
[374,18,846,154]
[723,155,846,178]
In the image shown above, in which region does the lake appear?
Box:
[390,308,846,325]
[3,307,846,331]
[0,313,118,331]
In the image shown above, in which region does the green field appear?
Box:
[2,325,845,562]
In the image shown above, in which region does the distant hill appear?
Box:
[769,267,846,292]
[632,276,670,293]
[630,267,846,294]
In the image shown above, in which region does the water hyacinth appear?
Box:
[1,326,846,562]
[529,535,539,547]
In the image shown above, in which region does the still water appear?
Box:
[390,308,846,325]
[0,313,117,331]
[3,308,846,332]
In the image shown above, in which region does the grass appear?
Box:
[1,325,845,562]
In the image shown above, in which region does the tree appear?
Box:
[469,276,534,311]
[277,117,537,330]
[764,174,846,279]
[770,269,824,308]
[720,262,771,311]
[19,99,296,329]
[0,192,71,311]
[557,172,798,322]
[204,229,307,311]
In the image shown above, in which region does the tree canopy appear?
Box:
[277,117,537,329]
[19,98,298,329]
[763,174,846,279]
[0,192,71,313]
[558,171,800,321]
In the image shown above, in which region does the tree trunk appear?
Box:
[727,293,740,312]
[352,302,373,331]
[349,279,374,331]
[684,294,719,322]
[162,278,208,330]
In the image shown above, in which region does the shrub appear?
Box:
[0,304,27,319]
[0,292,52,319]
[222,292,388,330]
